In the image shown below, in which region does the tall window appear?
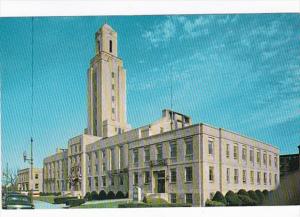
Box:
[226,144,230,158]
[185,138,193,157]
[226,168,230,183]
[250,171,254,184]
[170,194,177,203]
[134,172,139,185]
[156,145,163,160]
[94,177,98,188]
[269,173,272,185]
[242,147,247,161]
[264,172,267,185]
[257,151,261,164]
[144,148,150,162]
[119,174,124,185]
[257,172,261,184]
[109,40,112,53]
[185,194,193,204]
[110,148,115,170]
[242,170,246,184]
[208,140,214,155]
[274,156,278,167]
[133,149,139,165]
[269,155,272,167]
[170,142,177,159]
[209,166,214,182]
[275,174,278,185]
[119,145,124,169]
[234,145,238,160]
[263,153,267,165]
[185,167,193,182]
[102,176,106,187]
[144,171,150,184]
[234,169,239,184]
[170,169,177,183]
[250,149,254,162]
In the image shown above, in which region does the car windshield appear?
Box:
[6,195,31,203]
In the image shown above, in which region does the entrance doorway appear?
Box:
[156,170,165,193]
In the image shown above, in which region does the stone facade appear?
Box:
[17,167,43,195]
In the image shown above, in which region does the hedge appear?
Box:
[91,191,99,200]
[99,190,107,200]
[205,199,226,207]
[107,191,115,200]
[225,191,242,206]
[118,203,192,208]
[237,189,249,197]
[238,195,258,206]
[144,197,169,205]
[84,192,92,201]
[262,190,269,197]
[212,191,227,205]
[54,196,77,204]
[40,192,61,196]
[248,190,259,203]
[66,199,85,207]
[116,191,125,199]
[255,190,265,204]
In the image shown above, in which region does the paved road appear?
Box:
[33,200,66,209]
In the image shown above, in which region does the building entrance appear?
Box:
[156,170,165,193]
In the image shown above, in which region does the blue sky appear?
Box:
[1,14,299,172]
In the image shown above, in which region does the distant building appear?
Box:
[17,167,43,196]
[280,145,300,177]
[42,23,280,206]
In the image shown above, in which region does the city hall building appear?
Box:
[17,167,43,196]
[42,23,280,206]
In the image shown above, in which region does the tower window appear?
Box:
[109,40,112,53]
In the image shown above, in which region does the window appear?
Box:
[208,140,214,155]
[234,145,238,160]
[112,84,115,90]
[243,170,246,184]
[269,173,272,185]
[35,184,39,189]
[88,166,91,175]
[170,142,177,159]
[95,164,98,173]
[275,174,278,185]
[144,148,150,162]
[234,169,239,184]
[170,194,176,203]
[110,148,115,170]
[35,174,38,179]
[112,96,115,102]
[102,176,106,187]
[102,162,106,172]
[112,107,115,114]
[209,166,214,182]
[274,156,278,167]
[133,149,139,165]
[95,177,98,188]
[144,171,150,184]
[185,138,193,157]
[226,144,230,158]
[269,155,272,166]
[250,149,254,162]
[185,194,193,204]
[170,169,177,183]
[242,147,247,161]
[102,150,106,159]
[109,40,112,53]
[226,168,230,183]
[264,172,267,185]
[263,154,267,165]
[111,177,114,186]
[119,174,124,185]
[257,151,261,164]
[134,172,139,185]
[257,172,261,184]
[185,167,193,182]
[250,171,254,184]
[156,145,163,160]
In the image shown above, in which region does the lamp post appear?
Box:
[23,137,34,197]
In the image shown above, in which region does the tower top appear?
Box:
[95,23,118,56]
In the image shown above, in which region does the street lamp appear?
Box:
[23,137,34,197]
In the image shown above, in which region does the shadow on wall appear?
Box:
[264,171,300,205]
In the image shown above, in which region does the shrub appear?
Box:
[66,199,85,207]
[84,192,92,201]
[255,190,265,204]
[54,196,77,204]
[248,190,259,203]
[107,191,115,200]
[142,196,147,203]
[212,191,227,205]
[205,199,226,207]
[99,190,107,200]
[238,195,258,206]
[262,190,269,197]
[145,197,169,205]
[91,191,99,200]
[237,189,249,197]
[225,191,242,206]
[116,191,125,199]
[124,192,129,198]
[118,203,191,208]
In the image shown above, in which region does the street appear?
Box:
[33,200,66,209]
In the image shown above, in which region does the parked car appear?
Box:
[2,193,34,209]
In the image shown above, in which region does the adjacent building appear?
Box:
[17,167,43,196]
[280,145,300,177]
[42,23,280,206]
